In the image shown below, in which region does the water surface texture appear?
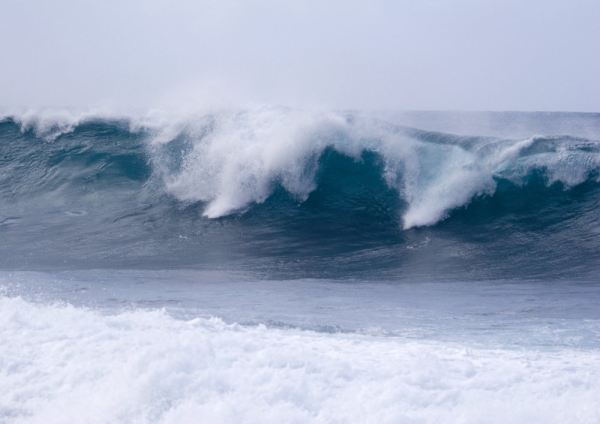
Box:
[1,109,599,423]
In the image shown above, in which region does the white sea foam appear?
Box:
[0,295,598,424]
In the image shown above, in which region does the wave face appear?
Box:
[1,108,599,279]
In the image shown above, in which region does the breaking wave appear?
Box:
[1,107,599,277]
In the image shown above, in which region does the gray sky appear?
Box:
[1,0,598,111]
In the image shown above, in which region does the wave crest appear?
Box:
[3,107,600,229]
[145,107,600,228]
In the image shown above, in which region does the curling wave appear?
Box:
[1,107,599,277]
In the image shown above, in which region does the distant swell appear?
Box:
[1,108,599,277]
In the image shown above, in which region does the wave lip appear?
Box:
[3,107,599,228]
[144,107,600,228]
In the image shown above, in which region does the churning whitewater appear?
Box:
[1,290,599,424]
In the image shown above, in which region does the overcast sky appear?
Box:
[1,0,598,112]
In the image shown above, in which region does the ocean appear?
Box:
[1,108,599,423]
